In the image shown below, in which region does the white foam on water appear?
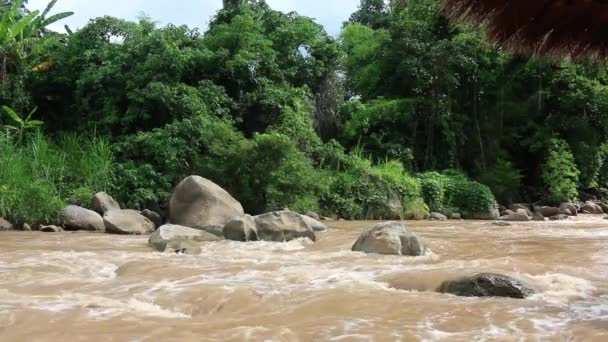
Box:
[525,273,598,304]
[0,289,189,319]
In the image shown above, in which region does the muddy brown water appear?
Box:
[1,217,607,341]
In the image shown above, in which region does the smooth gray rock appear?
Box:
[509,204,532,216]
[537,206,560,218]
[352,222,425,256]
[0,218,14,231]
[369,192,403,220]
[61,205,105,231]
[254,211,317,242]
[169,176,244,229]
[91,192,120,215]
[40,225,62,233]
[450,213,462,220]
[550,214,571,221]
[581,201,604,215]
[141,209,163,229]
[21,223,32,231]
[301,214,327,232]
[149,224,220,252]
[304,211,321,221]
[104,210,155,235]
[499,211,530,221]
[438,273,535,299]
[532,212,546,221]
[224,215,258,242]
[560,203,578,216]
[463,209,500,220]
[430,212,448,221]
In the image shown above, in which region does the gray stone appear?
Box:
[560,203,578,216]
[169,176,244,229]
[532,212,546,221]
[141,209,163,229]
[430,212,448,221]
[352,222,426,256]
[598,202,608,214]
[537,206,560,218]
[91,192,120,215]
[0,218,14,231]
[581,201,604,215]
[254,211,317,242]
[369,192,404,220]
[304,211,321,221]
[463,209,500,220]
[224,215,258,242]
[40,225,62,233]
[301,214,327,232]
[450,213,462,220]
[499,211,530,221]
[149,224,220,252]
[61,205,105,231]
[104,210,155,235]
[21,223,32,231]
[438,273,535,299]
[509,204,532,216]
[200,225,224,238]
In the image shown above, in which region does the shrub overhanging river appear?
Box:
[1,217,607,341]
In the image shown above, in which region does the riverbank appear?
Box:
[1,217,607,340]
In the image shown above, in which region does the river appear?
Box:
[1,217,607,341]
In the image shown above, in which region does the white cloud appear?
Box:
[27,0,360,35]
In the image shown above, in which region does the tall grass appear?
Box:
[0,132,113,224]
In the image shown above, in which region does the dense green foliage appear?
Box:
[2,0,608,223]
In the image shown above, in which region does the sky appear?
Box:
[27,0,362,36]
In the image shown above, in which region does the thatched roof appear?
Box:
[443,0,608,60]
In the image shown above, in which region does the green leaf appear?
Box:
[27,120,44,126]
[25,107,38,121]
[2,106,24,124]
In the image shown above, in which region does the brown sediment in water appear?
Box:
[0,217,607,341]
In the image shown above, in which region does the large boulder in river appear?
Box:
[141,209,163,229]
[0,218,14,231]
[560,203,578,216]
[536,206,560,218]
[61,205,105,231]
[430,212,448,221]
[581,201,604,215]
[462,209,500,220]
[438,273,535,299]
[254,211,317,242]
[301,215,327,232]
[509,204,532,216]
[224,215,258,242]
[169,176,244,229]
[499,210,530,222]
[91,192,120,215]
[103,210,155,235]
[352,222,426,256]
[149,224,221,252]
[598,202,608,214]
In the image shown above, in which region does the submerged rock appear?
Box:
[499,211,530,222]
[352,222,426,256]
[492,221,512,227]
[438,273,535,299]
[40,225,62,233]
[61,205,105,231]
[91,192,120,215]
[104,210,155,235]
[169,176,244,229]
[0,218,14,231]
[430,212,448,221]
[149,224,221,252]
[254,211,317,242]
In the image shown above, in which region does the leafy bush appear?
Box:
[0,132,113,223]
[417,170,497,215]
[542,138,580,202]
[476,157,522,204]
